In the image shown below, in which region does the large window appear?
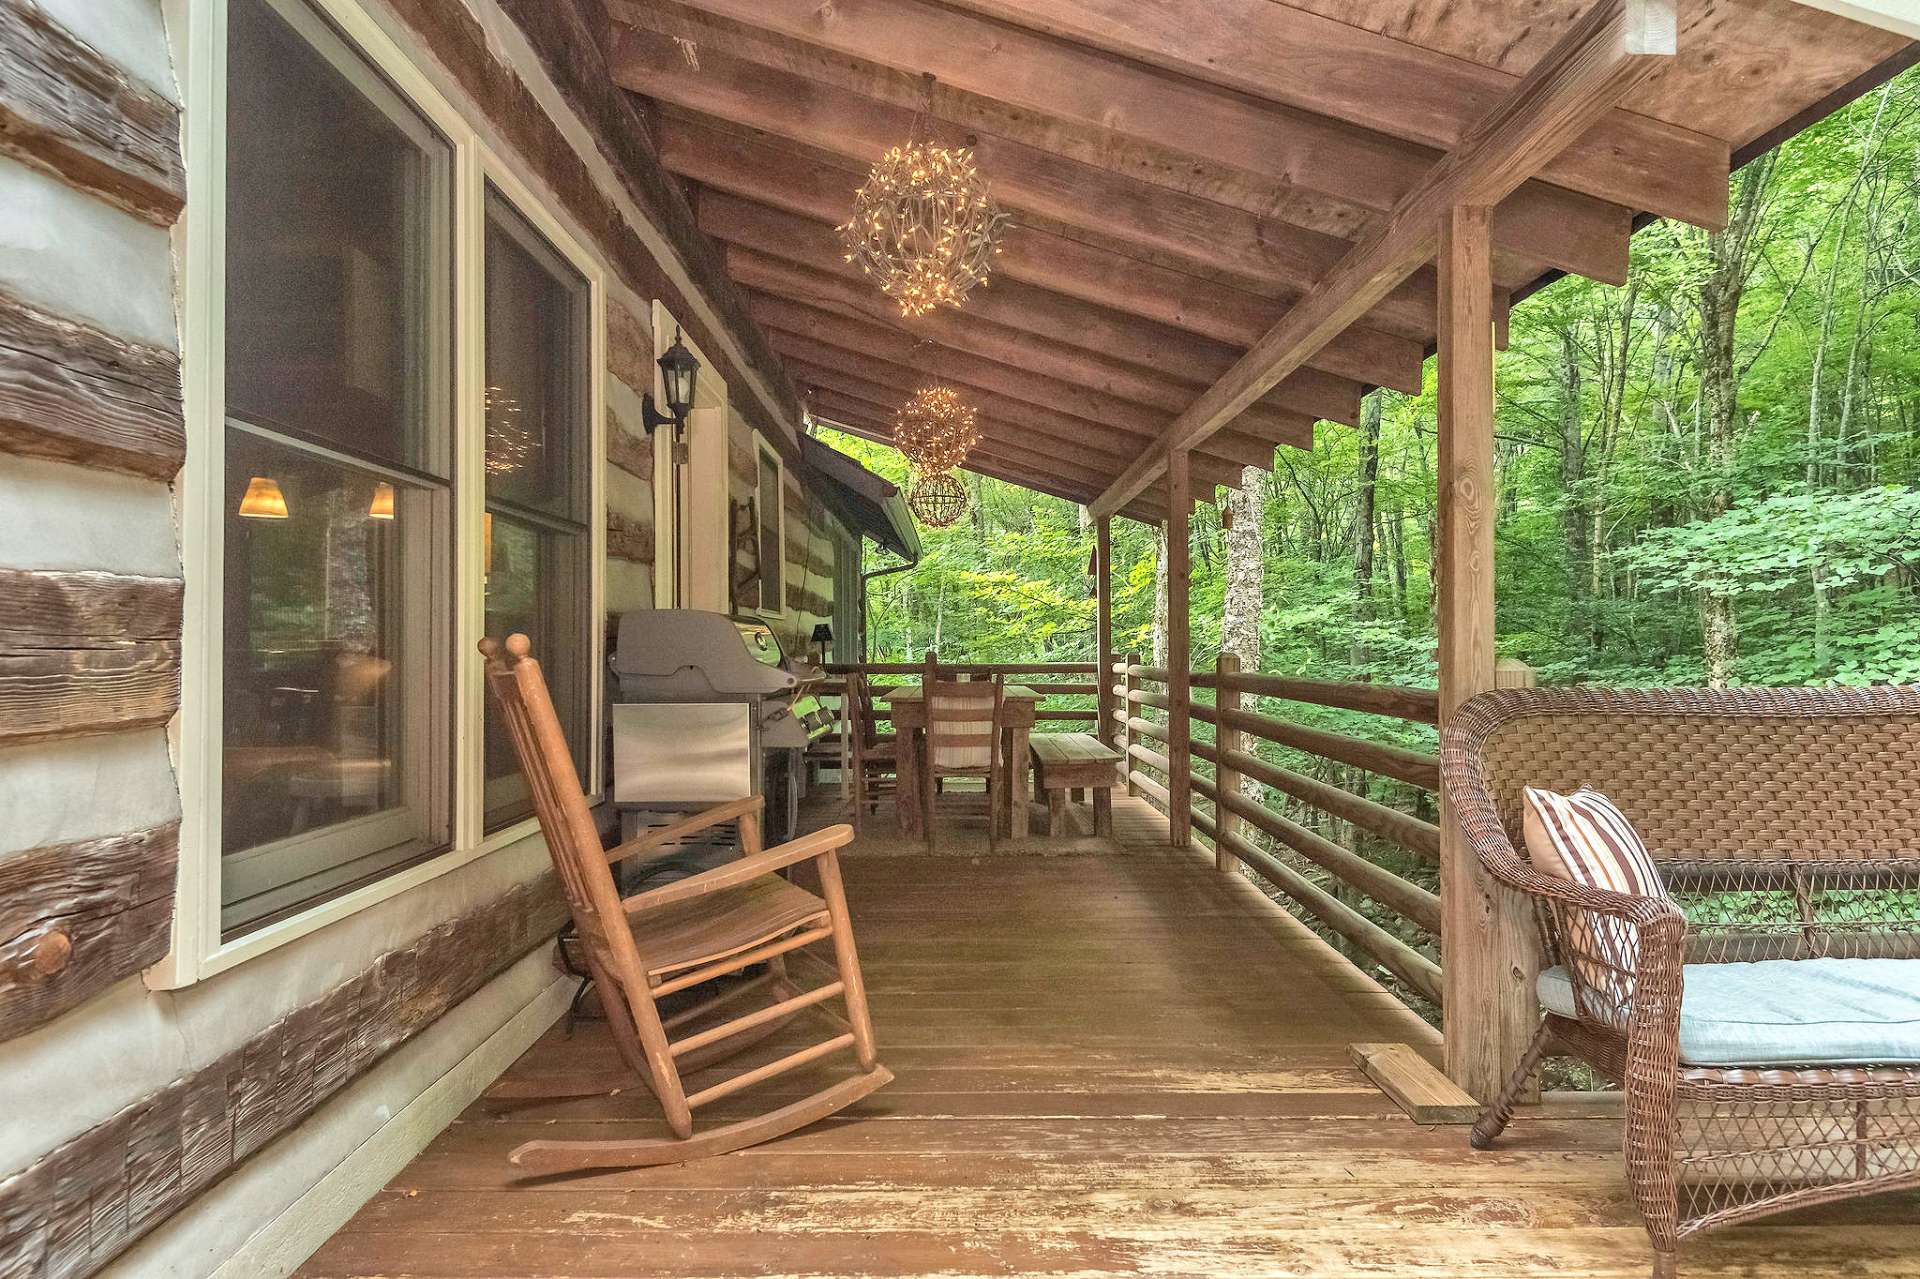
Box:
[218,0,453,935]
[178,0,604,968]
[481,186,592,830]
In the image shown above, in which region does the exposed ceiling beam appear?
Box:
[607,1,1633,284]
[669,124,1429,391]
[749,293,1319,450]
[817,413,1170,522]
[811,390,1132,494]
[635,66,1556,306]
[1090,0,1686,519]
[930,0,1727,229]
[743,278,1354,433]
[727,243,1422,400]
[792,363,1252,491]
[691,170,1470,366]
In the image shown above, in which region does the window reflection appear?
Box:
[221,430,447,929]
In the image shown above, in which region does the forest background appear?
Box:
[815,73,1920,1018]
[822,72,1920,697]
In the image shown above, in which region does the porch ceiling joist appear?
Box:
[723,245,1422,412]
[636,67,1484,336]
[607,0,1643,285]
[815,412,1170,524]
[927,0,1730,229]
[686,166,1450,386]
[746,293,1316,451]
[1090,0,1690,520]
[783,355,1258,490]
[674,130,1472,355]
[742,286,1343,437]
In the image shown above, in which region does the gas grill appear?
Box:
[608,610,830,846]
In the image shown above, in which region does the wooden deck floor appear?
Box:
[298,796,1920,1278]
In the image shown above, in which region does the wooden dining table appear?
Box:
[879,683,1041,840]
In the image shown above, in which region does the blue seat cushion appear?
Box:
[1537,957,1920,1067]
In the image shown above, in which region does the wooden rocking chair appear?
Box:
[479,634,892,1173]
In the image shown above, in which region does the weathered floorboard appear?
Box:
[0,877,567,1279]
[296,796,1920,1278]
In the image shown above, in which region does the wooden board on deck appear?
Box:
[1350,1040,1482,1124]
[296,794,1920,1279]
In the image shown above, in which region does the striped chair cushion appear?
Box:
[1522,786,1670,1016]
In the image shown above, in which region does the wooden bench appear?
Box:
[1028,733,1122,837]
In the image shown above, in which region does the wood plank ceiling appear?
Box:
[598,0,1912,520]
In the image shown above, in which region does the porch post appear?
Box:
[1095,516,1115,748]
[1437,203,1538,1102]
[1165,449,1192,849]
[1122,650,1140,796]
[1213,651,1243,875]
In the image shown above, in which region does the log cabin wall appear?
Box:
[0,0,820,1275]
[725,413,847,657]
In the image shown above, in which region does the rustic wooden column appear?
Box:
[1213,651,1243,874]
[1437,203,1538,1102]
[1165,449,1193,849]
[1122,650,1140,796]
[1095,516,1115,748]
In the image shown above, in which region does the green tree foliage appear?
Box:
[825,68,1920,695]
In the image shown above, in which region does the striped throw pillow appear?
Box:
[1522,786,1666,900]
[1522,786,1669,1011]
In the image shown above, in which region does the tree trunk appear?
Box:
[1350,394,1381,669]
[1222,466,1265,806]
[1558,326,1590,646]
[1152,524,1169,671]
[1694,157,1775,688]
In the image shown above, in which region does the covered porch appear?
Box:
[298,792,1920,1278]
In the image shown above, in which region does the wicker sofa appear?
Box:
[1441,685,1920,1278]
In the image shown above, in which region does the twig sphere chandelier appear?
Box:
[908,470,969,528]
[839,78,1008,318]
[894,383,979,475]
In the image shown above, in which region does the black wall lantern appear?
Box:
[642,326,702,439]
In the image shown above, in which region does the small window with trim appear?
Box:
[754,437,787,615]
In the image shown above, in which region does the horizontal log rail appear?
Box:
[1192,805,1444,1006]
[1204,741,1439,861]
[1113,660,1444,1012]
[1115,662,1438,725]
[1192,767,1439,932]
[1192,701,1439,790]
[828,661,1102,728]
[1214,672,1440,724]
[827,661,1097,675]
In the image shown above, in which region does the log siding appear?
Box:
[0,875,566,1279]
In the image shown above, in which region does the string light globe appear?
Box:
[894,384,979,474]
[840,142,1009,317]
[908,470,969,528]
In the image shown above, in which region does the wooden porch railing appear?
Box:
[823,660,1102,728]
[1109,655,1446,1009]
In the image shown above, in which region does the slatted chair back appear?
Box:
[921,655,1006,777]
[479,635,672,1084]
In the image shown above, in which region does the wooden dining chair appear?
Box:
[919,653,1007,853]
[845,672,899,830]
[479,634,891,1173]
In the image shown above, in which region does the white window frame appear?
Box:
[160,0,605,987]
[752,430,789,618]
